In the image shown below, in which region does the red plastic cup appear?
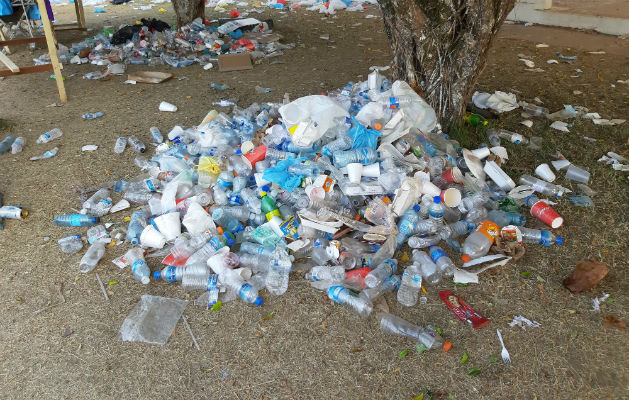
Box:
[441,167,463,183]
[530,200,564,229]
[242,145,267,168]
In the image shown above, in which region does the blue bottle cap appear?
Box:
[433,196,441,204]
[153,271,161,279]
[235,149,242,155]
[254,297,263,306]
[413,204,420,212]
[556,237,563,245]
[261,185,270,192]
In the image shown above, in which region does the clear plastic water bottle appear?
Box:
[428,245,455,277]
[321,133,353,157]
[126,248,150,284]
[461,220,499,262]
[210,205,250,222]
[487,210,526,228]
[154,266,185,282]
[332,147,379,168]
[58,235,83,254]
[521,103,549,116]
[328,285,373,318]
[240,188,262,213]
[439,220,474,239]
[212,208,245,233]
[229,154,252,176]
[428,196,445,223]
[185,236,229,266]
[465,206,488,225]
[128,136,146,153]
[54,214,99,227]
[11,137,25,154]
[0,136,15,154]
[287,163,321,177]
[520,227,563,246]
[237,252,272,274]
[181,264,211,290]
[149,126,164,143]
[486,128,525,144]
[240,241,275,257]
[412,249,440,285]
[397,263,422,307]
[126,210,148,245]
[114,137,127,154]
[395,205,420,247]
[305,265,346,282]
[364,259,397,288]
[265,249,292,295]
[519,175,566,197]
[36,128,63,144]
[379,313,443,350]
[219,270,263,306]
[361,274,401,301]
[79,239,106,273]
[82,111,104,120]
[87,225,108,244]
[407,235,441,249]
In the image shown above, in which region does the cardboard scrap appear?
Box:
[218,53,253,72]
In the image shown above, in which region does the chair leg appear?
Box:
[36,0,66,102]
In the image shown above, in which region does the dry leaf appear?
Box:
[604,315,626,330]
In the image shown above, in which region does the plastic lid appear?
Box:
[254,297,263,306]
[262,185,270,192]
[433,196,441,204]
[413,204,421,212]
[373,122,382,130]
[556,237,563,245]
[153,271,161,279]
[235,149,242,155]
[461,254,471,263]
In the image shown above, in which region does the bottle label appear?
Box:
[44,132,51,140]
[403,269,422,284]
[132,260,148,274]
[238,283,252,301]
[429,208,445,219]
[327,286,345,304]
[0,206,23,219]
[385,275,402,290]
[388,97,400,109]
[539,231,551,246]
[145,180,156,191]
[208,237,223,251]
[228,194,243,205]
[280,215,299,240]
[206,274,219,290]
[429,248,446,263]
[264,209,281,221]
[165,266,178,283]
[476,220,499,243]
[70,214,83,226]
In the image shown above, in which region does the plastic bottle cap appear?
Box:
[556,237,563,245]
[259,191,267,197]
[413,204,420,212]
[254,297,263,306]
[461,254,471,263]
[373,122,382,130]
[217,226,224,235]
[153,271,161,279]
[433,196,442,204]
[235,149,242,155]
[262,185,270,192]
[226,238,235,246]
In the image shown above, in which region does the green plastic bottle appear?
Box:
[464,113,487,126]
[260,186,281,221]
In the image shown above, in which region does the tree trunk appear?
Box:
[172,0,205,28]
[377,0,515,131]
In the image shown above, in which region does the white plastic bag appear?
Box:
[279,95,349,147]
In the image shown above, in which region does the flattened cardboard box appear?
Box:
[218,53,253,72]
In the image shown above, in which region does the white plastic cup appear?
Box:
[154,212,181,241]
[140,225,167,249]
[159,101,178,112]
[470,147,491,159]
[347,163,363,184]
[182,202,215,235]
[535,163,556,182]
[484,161,516,191]
[440,188,462,207]
[421,181,441,197]
[565,165,590,183]
[362,163,381,178]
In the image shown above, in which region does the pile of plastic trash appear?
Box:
[35,17,293,69]
[53,66,583,350]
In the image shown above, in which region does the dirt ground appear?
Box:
[0,2,628,399]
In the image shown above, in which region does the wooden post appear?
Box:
[36,0,67,102]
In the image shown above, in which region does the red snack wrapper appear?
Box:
[439,290,490,329]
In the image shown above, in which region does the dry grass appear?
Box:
[0,3,627,399]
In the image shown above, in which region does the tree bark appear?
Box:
[377,0,515,131]
[172,0,205,28]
